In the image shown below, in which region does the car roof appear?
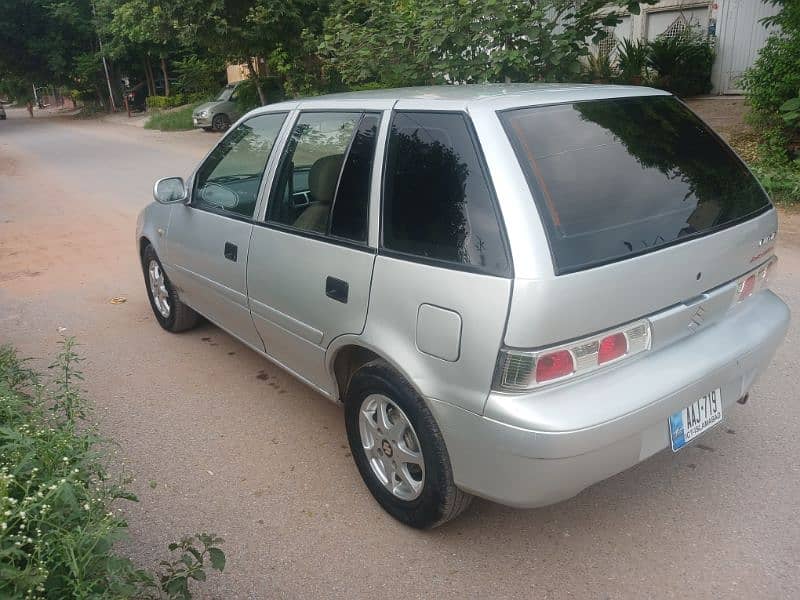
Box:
[255,83,671,113]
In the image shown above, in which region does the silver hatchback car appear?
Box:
[137,84,789,528]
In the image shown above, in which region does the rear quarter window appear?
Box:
[500,95,771,274]
[382,111,510,276]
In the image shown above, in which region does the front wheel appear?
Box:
[211,113,230,132]
[344,360,472,528]
[141,244,199,333]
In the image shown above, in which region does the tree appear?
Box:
[0,0,102,103]
[170,0,329,105]
[322,0,655,87]
[103,0,181,96]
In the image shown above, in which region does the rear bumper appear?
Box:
[429,290,790,508]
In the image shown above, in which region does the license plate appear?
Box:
[669,388,722,452]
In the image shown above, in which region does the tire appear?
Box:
[344,360,472,528]
[211,113,230,132]
[141,244,199,333]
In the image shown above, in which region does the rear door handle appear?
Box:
[224,242,238,262]
[325,276,349,304]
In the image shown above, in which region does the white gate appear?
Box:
[714,0,781,94]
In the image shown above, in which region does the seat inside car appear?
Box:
[293,154,344,233]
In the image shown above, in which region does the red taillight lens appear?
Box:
[535,350,574,383]
[598,332,628,364]
[740,274,756,299]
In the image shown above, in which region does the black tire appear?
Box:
[211,113,230,132]
[344,360,472,528]
[141,244,199,333]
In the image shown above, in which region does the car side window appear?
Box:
[193,112,286,218]
[329,114,380,243]
[267,112,366,237]
[382,111,510,275]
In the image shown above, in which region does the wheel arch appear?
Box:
[327,339,428,408]
[138,236,152,265]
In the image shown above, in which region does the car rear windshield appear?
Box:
[500,95,771,275]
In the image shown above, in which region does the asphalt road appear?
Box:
[1,106,799,599]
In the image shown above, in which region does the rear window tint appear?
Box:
[501,96,771,274]
[383,111,510,276]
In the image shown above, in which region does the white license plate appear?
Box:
[669,388,722,452]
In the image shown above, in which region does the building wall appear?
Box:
[226,59,268,85]
[594,0,780,94]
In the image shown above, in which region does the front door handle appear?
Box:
[325,276,348,304]
[224,242,238,262]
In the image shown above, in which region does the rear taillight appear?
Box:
[495,319,651,392]
[735,256,777,303]
[535,350,574,382]
[598,332,627,364]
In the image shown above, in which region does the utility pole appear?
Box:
[91,1,116,111]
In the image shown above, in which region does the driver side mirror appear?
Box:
[153,177,188,204]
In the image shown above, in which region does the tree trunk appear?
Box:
[144,55,155,97]
[160,57,170,96]
[246,57,267,106]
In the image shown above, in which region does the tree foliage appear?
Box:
[1,0,660,107]
[322,0,655,87]
[0,0,100,96]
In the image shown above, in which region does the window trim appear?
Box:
[379,109,514,278]
[497,96,773,276]
[189,111,289,222]
[252,220,378,254]
[262,109,382,248]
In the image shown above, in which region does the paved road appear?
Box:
[1,106,799,599]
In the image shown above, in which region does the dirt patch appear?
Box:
[684,96,750,141]
[0,148,19,175]
[0,145,134,297]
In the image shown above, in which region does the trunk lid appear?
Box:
[499,94,776,349]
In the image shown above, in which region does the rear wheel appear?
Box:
[141,244,199,333]
[212,113,230,132]
[344,360,472,528]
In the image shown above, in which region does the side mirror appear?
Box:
[153,177,188,204]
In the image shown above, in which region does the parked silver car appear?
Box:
[137,84,790,528]
[192,83,242,132]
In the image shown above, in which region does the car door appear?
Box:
[165,112,288,349]
[246,110,382,393]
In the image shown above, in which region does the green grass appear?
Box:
[730,129,800,205]
[144,103,199,131]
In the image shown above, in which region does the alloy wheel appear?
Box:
[358,394,425,501]
[147,259,171,319]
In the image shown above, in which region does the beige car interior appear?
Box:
[293,154,344,234]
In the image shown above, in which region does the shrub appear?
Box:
[741,2,800,116]
[144,104,199,131]
[587,50,614,82]
[739,0,800,202]
[0,340,225,599]
[779,91,800,130]
[616,38,648,84]
[146,95,186,111]
[647,30,714,97]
